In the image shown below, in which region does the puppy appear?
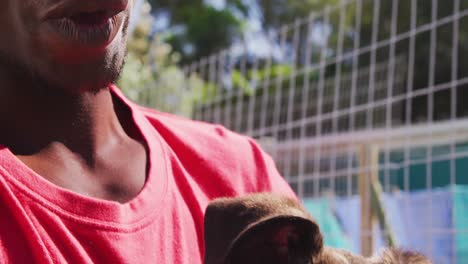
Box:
[204,193,431,264]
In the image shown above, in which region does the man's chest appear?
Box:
[16,144,148,204]
[0,192,204,264]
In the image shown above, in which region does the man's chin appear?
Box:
[34,53,125,95]
[0,24,127,96]
[31,13,130,94]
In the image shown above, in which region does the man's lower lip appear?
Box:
[46,15,120,48]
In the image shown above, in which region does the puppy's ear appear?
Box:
[203,194,323,264]
[226,217,323,264]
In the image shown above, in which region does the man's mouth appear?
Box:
[69,11,112,27]
[47,12,120,47]
[42,1,128,50]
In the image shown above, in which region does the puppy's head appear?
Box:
[203,193,323,264]
[203,193,433,264]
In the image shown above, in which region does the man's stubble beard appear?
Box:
[0,15,130,96]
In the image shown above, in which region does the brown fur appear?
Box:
[204,193,431,264]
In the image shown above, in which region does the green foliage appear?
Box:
[119,52,154,101]
[258,0,340,29]
[119,1,207,117]
[232,70,253,96]
[230,64,294,97]
[255,64,293,80]
[147,0,250,63]
[166,6,242,63]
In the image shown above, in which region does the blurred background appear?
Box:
[122,0,468,263]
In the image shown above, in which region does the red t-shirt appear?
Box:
[0,87,295,264]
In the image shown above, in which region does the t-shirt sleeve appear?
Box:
[243,136,297,199]
[140,109,297,199]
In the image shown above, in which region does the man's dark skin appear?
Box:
[0,0,147,203]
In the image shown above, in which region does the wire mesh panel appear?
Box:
[154,0,468,262]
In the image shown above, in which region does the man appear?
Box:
[0,0,295,263]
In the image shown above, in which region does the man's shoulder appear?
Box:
[138,106,274,176]
[133,104,295,197]
[138,106,252,150]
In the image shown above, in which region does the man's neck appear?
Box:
[0,64,148,203]
[0,82,130,164]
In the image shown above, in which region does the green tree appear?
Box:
[119,1,207,117]
[147,0,249,63]
[258,0,339,29]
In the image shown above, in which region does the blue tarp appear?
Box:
[454,186,468,264]
[302,199,353,250]
[302,186,468,264]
